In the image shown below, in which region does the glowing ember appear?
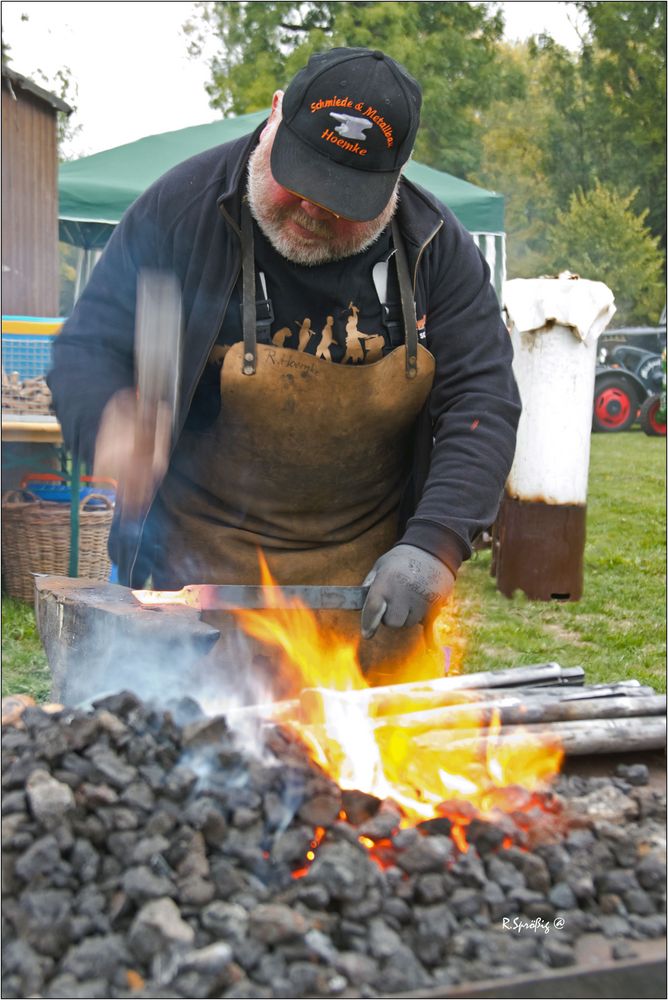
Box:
[451,825,469,854]
[291,825,327,879]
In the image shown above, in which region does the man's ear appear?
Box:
[270,90,284,117]
[259,91,284,140]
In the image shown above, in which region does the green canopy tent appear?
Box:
[59,110,505,298]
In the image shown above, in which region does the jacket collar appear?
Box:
[216,121,268,232]
[396,177,445,254]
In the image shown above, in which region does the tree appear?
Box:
[185,1,522,177]
[476,6,666,284]
[32,65,82,160]
[545,181,665,325]
[536,2,666,246]
[474,43,559,279]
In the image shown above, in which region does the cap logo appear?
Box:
[309,97,395,148]
[329,112,373,141]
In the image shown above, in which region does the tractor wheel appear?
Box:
[592,375,638,432]
[639,395,667,436]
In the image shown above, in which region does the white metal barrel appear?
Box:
[495,274,615,601]
[504,275,616,505]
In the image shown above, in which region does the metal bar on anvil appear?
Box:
[34,576,221,705]
[132,584,370,611]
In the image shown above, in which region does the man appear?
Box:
[48,48,521,668]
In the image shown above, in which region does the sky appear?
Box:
[2,1,587,159]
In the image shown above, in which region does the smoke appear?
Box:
[53,595,283,767]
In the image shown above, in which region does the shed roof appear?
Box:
[2,65,73,115]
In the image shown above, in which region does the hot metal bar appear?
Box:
[133,584,370,611]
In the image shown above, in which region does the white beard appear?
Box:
[247,123,398,267]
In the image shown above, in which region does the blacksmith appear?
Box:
[47,47,521,670]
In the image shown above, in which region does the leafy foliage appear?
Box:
[185,1,520,176]
[186,1,666,319]
[35,65,83,161]
[473,43,558,278]
[530,5,666,252]
[576,1,666,244]
[472,5,666,311]
[546,181,665,324]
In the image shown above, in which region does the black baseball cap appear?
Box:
[270,47,422,222]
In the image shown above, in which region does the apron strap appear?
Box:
[241,200,257,375]
[256,272,274,345]
[372,255,404,349]
[391,217,419,379]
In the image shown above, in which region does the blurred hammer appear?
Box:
[115,270,183,585]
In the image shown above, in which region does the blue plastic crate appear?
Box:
[2,316,64,380]
[19,475,116,509]
[2,334,55,379]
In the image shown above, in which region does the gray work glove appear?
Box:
[361,544,455,639]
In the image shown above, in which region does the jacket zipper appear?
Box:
[413,219,444,293]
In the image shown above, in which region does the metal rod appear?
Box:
[370,694,666,732]
[299,663,575,718]
[412,716,667,756]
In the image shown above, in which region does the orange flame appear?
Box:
[231,554,564,834]
[137,554,564,844]
[232,555,366,696]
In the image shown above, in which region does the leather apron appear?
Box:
[156,205,436,678]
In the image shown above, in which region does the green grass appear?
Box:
[2,597,51,702]
[1,432,665,701]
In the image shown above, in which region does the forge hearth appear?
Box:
[2,693,666,1000]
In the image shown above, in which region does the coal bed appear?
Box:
[2,692,666,1000]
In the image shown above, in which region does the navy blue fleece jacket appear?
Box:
[47,126,521,585]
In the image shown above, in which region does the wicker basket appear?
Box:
[1,491,114,602]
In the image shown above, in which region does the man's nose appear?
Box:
[300,199,337,221]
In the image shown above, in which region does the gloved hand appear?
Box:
[361,544,455,639]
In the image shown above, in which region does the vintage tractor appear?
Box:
[639,348,667,436]
[593,326,666,433]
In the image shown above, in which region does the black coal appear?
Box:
[2,693,665,999]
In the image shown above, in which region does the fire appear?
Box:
[229,557,366,696]
[451,825,469,854]
[134,555,564,850]
[291,825,327,879]
[232,555,564,838]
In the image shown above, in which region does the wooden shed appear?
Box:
[2,66,72,316]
